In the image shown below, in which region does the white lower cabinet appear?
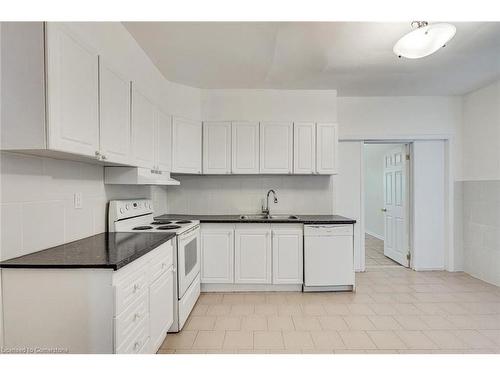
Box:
[272,224,303,284]
[234,224,272,284]
[1,240,174,354]
[201,224,234,283]
[149,267,174,352]
[113,240,174,354]
[201,223,303,289]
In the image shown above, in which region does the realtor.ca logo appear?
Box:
[1,346,69,354]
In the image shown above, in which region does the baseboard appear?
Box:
[201,283,303,292]
[365,230,384,241]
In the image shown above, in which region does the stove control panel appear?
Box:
[109,199,153,222]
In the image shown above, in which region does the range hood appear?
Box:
[104,167,180,186]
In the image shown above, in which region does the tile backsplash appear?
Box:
[167,174,334,215]
[0,152,167,261]
[462,180,500,286]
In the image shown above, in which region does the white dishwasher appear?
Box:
[303,224,355,292]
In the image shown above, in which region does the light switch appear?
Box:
[74,193,83,209]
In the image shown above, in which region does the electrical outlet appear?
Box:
[74,193,82,209]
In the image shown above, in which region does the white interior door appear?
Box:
[383,145,409,266]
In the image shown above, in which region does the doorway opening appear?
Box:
[363,142,411,269]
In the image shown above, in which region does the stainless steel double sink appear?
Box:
[239,214,300,220]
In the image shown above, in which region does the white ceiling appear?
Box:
[123,22,500,96]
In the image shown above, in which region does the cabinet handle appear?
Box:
[134,312,141,321]
[161,262,167,269]
[134,341,141,351]
[133,283,141,292]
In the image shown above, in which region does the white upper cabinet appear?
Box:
[316,123,338,174]
[234,224,272,284]
[260,122,293,174]
[272,225,304,284]
[231,122,260,174]
[201,224,234,283]
[293,122,316,174]
[45,23,99,157]
[131,86,156,169]
[172,117,202,174]
[98,59,131,164]
[155,110,172,171]
[203,122,231,174]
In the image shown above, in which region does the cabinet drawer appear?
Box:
[115,313,150,354]
[114,263,149,316]
[150,241,174,282]
[115,291,149,347]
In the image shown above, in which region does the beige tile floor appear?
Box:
[159,267,500,354]
[365,233,400,267]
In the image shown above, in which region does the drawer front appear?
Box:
[115,291,149,347]
[115,313,150,354]
[115,264,149,316]
[150,241,174,282]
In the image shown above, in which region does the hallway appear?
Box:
[365,233,400,268]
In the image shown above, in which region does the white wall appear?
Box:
[460,79,500,286]
[462,80,500,181]
[412,141,446,270]
[338,96,463,180]
[202,89,337,122]
[334,142,364,271]
[363,143,400,239]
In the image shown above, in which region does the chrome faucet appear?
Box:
[262,189,278,218]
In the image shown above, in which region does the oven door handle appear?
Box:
[178,225,200,240]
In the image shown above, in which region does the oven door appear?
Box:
[177,225,201,299]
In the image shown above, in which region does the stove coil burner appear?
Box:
[157,225,181,230]
[175,220,192,224]
[132,226,153,230]
[151,221,173,225]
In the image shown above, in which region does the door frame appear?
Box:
[353,134,454,272]
[363,141,413,268]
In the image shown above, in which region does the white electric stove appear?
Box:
[108,199,200,332]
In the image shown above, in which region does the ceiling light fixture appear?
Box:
[394,21,456,59]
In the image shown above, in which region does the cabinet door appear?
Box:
[99,60,131,164]
[131,87,156,169]
[156,110,172,171]
[172,117,202,174]
[260,122,293,174]
[272,225,303,284]
[201,224,234,283]
[203,122,231,174]
[316,123,338,174]
[293,122,315,174]
[231,122,259,174]
[234,224,271,284]
[45,23,99,157]
[149,268,174,353]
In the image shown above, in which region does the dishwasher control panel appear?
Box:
[304,224,353,236]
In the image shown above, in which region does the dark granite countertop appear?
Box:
[0,232,176,270]
[155,214,356,225]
